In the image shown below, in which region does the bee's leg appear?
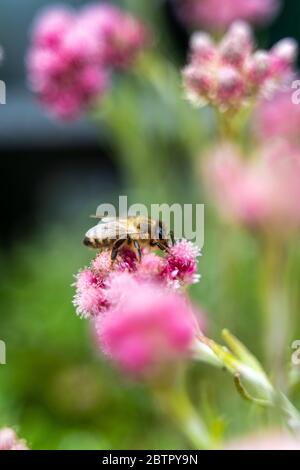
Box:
[150,240,167,252]
[170,231,175,246]
[111,238,126,261]
[133,240,142,262]
[155,242,169,252]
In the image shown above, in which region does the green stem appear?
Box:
[217,110,237,142]
[260,236,291,391]
[152,370,214,450]
[216,104,255,144]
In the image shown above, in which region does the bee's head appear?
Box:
[83,236,94,248]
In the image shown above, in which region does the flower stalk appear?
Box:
[260,236,291,391]
[152,369,215,450]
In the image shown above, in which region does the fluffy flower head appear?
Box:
[73,238,201,319]
[255,89,300,145]
[183,21,297,113]
[0,428,28,451]
[203,142,300,233]
[27,11,110,120]
[73,269,108,318]
[165,240,201,284]
[96,283,198,374]
[79,3,149,69]
[31,7,75,48]
[27,3,149,120]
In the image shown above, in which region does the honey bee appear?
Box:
[83,216,174,261]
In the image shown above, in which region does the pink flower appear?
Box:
[190,32,217,63]
[219,21,253,67]
[32,7,75,48]
[166,240,201,285]
[116,247,139,272]
[27,13,110,120]
[183,21,297,113]
[216,66,246,105]
[73,247,139,318]
[61,20,100,63]
[0,428,28,451]
[79,3,149,69]
[95,283,198,374]
[256,89,300,145]
[203,142,300,233]
[74,269,100,291]
[92,250,112,274]
[105,272,140,311]
[270,38,298,77]
[28,4,149,120]
[73,237,202,320]
[137,252,166,281]
[175,0,280,31]
[73,269,108,318]
[226,430,300,450]
[73,284,108,318]
[92,247,137,275]
[73,239,205,377]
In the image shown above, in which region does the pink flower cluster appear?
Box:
[27,4,148,120]
[204,142,300,233]
[97,282,198,374]
[175,0,280,31]
[79,4,149,69]
[183,21,297,112]
[0,428,28,451]
[255,89,300,146]
[226,430,300,450]
[74,240,200,318]
[73,241,202,374]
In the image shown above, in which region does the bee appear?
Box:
[83,216,174,261]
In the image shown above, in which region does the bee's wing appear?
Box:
[86,217,151,241]
[111,218,151,239]
[118,218,151,238]
[86,220,128,240]
[90,215,117,222]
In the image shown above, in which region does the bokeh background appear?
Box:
[0,0,300,449]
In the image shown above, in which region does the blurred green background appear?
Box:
[0,0,300,449]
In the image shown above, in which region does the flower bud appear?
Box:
[246,50,271,86]
[220,36,249,68]
[216,67,245,106]
[0,428,28,450]
[224,21,254,52]
[190,32,216,62]
[183,65,212,105]
[271,38,298,75]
